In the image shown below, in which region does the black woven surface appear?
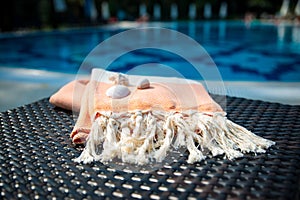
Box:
[0,96,300,200]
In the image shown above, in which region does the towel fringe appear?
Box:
[75,111,275,165]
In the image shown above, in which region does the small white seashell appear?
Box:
[137,78,150,89]
[109,73,129,86]
[106,85,130,99]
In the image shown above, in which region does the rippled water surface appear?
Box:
[0,21,299,81]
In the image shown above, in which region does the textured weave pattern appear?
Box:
[0,96,299,199]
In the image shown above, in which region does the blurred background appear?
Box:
[0,0,300,111]
[1,0,300,31]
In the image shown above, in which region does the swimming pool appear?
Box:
[1,21,300,111]
[0,21,300,82]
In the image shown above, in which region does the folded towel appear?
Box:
[50,69,275,165]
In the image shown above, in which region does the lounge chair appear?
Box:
[0,94,299,199]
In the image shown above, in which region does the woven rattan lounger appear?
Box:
[0,95,299,199]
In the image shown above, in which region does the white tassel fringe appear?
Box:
[75,111,275,165]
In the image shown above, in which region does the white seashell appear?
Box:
[136,78,150,89]
[106,85,130,99]
[109,73,129,86]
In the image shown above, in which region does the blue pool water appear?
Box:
[0,21,300,82]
